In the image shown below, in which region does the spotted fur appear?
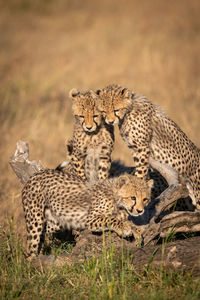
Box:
[22,169,153,258]
[95,84,200,209]
[68,88,114,181]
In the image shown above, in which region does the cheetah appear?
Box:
[109,160,168,200]
[110,159,195,211]
[68,88,114,181]
[94,84,200,209]
[58,142,194,210]
[58,155,167,204]
[22,169,153,258]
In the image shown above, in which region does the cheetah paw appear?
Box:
[118,221,140,238]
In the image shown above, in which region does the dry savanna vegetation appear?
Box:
[0,0,200,298]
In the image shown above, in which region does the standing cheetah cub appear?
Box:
[67,88,114,181]
[94,84,200,208]
[22,169,153,258]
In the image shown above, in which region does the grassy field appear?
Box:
[1,225,200,300]
[0,0,200,298]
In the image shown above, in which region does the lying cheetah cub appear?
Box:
[68,88,114,181]
[94,84,200,208]
[22,169,153,258]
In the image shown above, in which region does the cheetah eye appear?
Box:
[131,196,136,202]
[143,198,149,204]
[93,115,99,119]
[78,115,84,119]
[114,109,119,113]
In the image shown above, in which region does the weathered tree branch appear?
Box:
[142,181,190,245]
[149,157,196,205]
[149,179,189,221]
[160,211,200,237]
[149,157,179,186]
[9,141,43,184]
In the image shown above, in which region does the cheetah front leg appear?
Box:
[98,155,111,180]
[43,218,62,248]
[84,147,112,181]
[123,110,152,179]
[86,215,141,240]
[98,144,113,180]
[71,153,87,180]
[130,145,150,179]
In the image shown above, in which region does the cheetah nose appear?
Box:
[86,126,92,130]
[136,209,143,214]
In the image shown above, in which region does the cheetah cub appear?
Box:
[95,84,200,208]
[67,88,114,181]
[22,169,153,258]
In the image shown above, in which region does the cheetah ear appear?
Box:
[121,88,131,98]
[69,88,80,99]
[131,90,135,98]
[117,175,129,188]
[147,179,154,189]
[90,89,101,100]
[95,89,101,95]
[121,88,127,95]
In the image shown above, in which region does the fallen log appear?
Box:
[160,211,200,237]
[32,231,200,277]
[142,180,190,245]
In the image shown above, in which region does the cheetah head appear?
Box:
[114,174,154,216]
[69,88,102,133]
[92,84,133,125]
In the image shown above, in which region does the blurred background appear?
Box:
[0,0,200,234]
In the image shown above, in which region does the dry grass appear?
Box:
[0,0,200,237]
[1,227,199,299]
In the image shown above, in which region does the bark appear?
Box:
[32,231,200,277]
[160,211,200,237]
[142,180,190,245]
[149,157,179,186]
[9,140,43,184]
